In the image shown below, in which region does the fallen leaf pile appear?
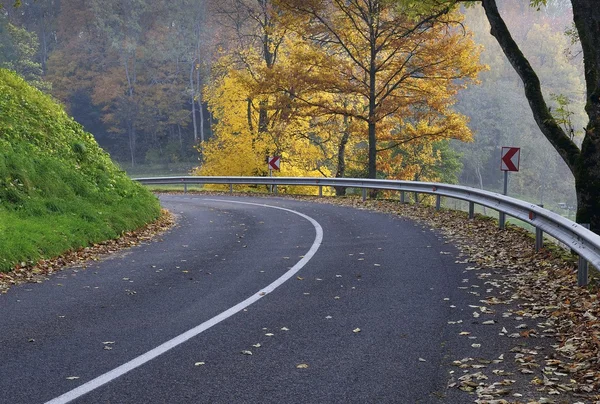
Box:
[0,208,175,294]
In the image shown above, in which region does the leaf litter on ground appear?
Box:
[0,209,175,294]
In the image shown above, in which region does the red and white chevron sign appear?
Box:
[268,156,281,171]
[501,147,520,172]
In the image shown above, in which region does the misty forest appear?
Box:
[0,0,589,220]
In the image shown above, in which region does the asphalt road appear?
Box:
[0,195,495,403]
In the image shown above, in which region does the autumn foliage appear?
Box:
[195,0,484,191]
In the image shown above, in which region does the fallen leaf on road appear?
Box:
[194,362,205,366]
[66,377,79,380]
[296,363,309,369]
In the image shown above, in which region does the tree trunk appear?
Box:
[475,165,487,215]
[128,121,136,167]
[367,64,377,179]
[575,138,600,231]
[572,0,600,232]
[197,65,204,143]
[190,61,198,142]
[258,100,269,134]
[367,24,378,199]
[335,120,351,196]
[198,97,205,143]
[124,56,136,167]
[247,98,254,133]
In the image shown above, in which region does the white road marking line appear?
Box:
[46,199,323,404]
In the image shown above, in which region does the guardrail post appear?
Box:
[414,192,419,205]
[319,185,323,197]
[469,202,475,219]
[184,183,187,194]
[535,204,543,252]
[435,195,441,211]
[400,191,405,204]
[535,228,543,252]
[274,184,278,195]
[578,223,590,287]
[362,188,367,202]
[229,184,233,194]
[499,211,506,230]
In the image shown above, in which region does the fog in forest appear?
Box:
[0,0,582,218]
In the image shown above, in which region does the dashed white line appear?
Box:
[45,199,323,404]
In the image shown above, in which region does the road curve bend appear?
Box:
[2,195,481,403]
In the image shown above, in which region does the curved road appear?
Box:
[1,195,488,403]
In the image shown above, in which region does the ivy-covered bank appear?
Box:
[0,69,160,272]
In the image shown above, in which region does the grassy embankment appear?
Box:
[0,69,161,273]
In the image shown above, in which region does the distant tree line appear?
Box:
[1,0,216,168]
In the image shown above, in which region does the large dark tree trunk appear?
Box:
[572,0,600,232]
[482,0,600,233]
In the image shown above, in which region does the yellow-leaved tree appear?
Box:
[280,0,485,185]
[196,0,485,195]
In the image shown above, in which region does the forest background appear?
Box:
[0,0,584,218]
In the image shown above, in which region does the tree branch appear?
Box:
[481,0,580,174]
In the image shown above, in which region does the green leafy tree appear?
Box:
[0,14,49,91]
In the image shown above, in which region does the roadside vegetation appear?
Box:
[0,69,161,273]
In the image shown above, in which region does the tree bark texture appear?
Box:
[571,0,600,232]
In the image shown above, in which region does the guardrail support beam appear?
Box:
[229,184,233,194]
[469,202,475,219]
[578,223,590,287]
[535,228,543,252]
[414,192,419,204]
[435,195,441,211]
[499,212,506,230]
[535,204,543,252]
[362,188,367,202]
[319,186,322,197]
[400,191,405,204]
[274,184,278,195]
[184,183,187,194]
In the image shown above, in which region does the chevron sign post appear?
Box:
[268,156,281,171]
[501,147,520,172]
[499,147,520,229]
[267,156,281,194]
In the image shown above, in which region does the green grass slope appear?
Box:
[0,69,161,272]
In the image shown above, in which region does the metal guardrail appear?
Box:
[134,176,600,286]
